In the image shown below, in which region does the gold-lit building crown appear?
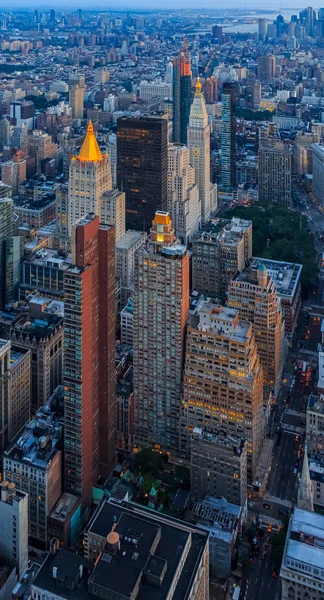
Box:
[195,76,202,95]
[77,119,103,162]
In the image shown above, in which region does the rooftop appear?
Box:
[191,428,246,457]
[85,498,209,600]
[192,496,241,542]
[23,248,71,269]
[318,352,324,390]
[4,390,63,470]
[116,230,146,250]
[190,302,250,343]
[250,257,302,298]
[308,394,324,415]
[49,493,80,523]
[76,120,104,162]
[283,508,324,577]
[32,550,92,600]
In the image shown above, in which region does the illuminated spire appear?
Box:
[77,119,103,162]
[196,76,202,95]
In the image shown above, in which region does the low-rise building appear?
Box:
[281,508,324,600]
[190,428,247,507]
[192,495,242,579]
[14,195,56,230]
[3,388,63,544]
[309,460,324,508]
[47,493,81,548]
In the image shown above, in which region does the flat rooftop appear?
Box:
[85,498,209,600]
[49,493,80,523]
[250,257,302,299]
[191,302,250,343]
[191,428,246,456]
[318,352,324,390]
[192,495,241,542]
[116,230,146,250]
[24,248,71,269]
[284,508,324,576]
[308,394,324,415]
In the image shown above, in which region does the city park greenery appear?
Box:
[226,204,318,292]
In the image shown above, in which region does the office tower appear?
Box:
[10,298,64,412]
[221,82,236,189]
[0,199,14,310]
[10,101,34,130]
[68,120,112,236]
[172,41,192,144]
[167,144,200,244]
[258,18,267,41]
[134,212,189,452]
[3,395,62,544]
[253,80,262,108]
[33,499,209,600]
[27,130,58,174]
[305,6,315,35]
[212,25,223,41]
[258,125,292,205]
[64,214,115,507]
[280,508,324,600]
[107,133,117,187]
[180,302,264,480]
[257,55,276,81]
[190,429,247,506]
[312,144,324,206]
[0,483,28,579]
[69,83,84,120]
[117,116,168,231]
[228,263,285,399]
[192,217,252,302]
[0,116,10,150]
[139,79,172,101]
[165,60,173,83]
[100,189,125,243]
[5,236,21,305]
[1,157,26,196]
[187,77,216,223]
[0,340,30,452]
[116,230,146,307]
[203,75,218,103]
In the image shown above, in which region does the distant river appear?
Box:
[222,10,295,33]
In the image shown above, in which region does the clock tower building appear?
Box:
[187,78,217,223]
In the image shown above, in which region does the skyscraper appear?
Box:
[187,77,216,222]
[68,120,112,236]
[64,214,115,507]
[257,55,276,81]
[69,83,84,120]
[228,263,285,399]
[172,41,192,144]
[180,301,264,480]
[0,199,14,310]
[221,82,236,189]
[117,116,168,231]
[258,124,292,205]
[258,18,267,41]
[133,212,189,452]
[167,144,200,244]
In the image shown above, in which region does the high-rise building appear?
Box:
[0,483,28,579]
[55,184,69,250]
[221,82,236,189]
[258,18,267,41]
[258,125,292,206]
[0,339,31,452]
[180,302,264,480]
[0,116,11,150]
[10,297,64,413]
[69,83,84,120]
[64,214,115,507]
[167,144,200,244]
[190,428,247,506]
[172,42,192,144]
[280,508,324,600]
[312,143,324,207]
[116,230,147,307]
[228,263,285,398]
[117,116,168,231]
[257,55,276,81]
[203,76,218,103]
[100,189,125,243]
[27,130,58,174]
[192,217,252,302]
[307,394,324,461]
[68,120,112,236]
[1,157,26,196]
[0,199,15,310]
[134,212,189,452]
[212,25,223,41]
[187,77,217,222]
[3,392,63,544]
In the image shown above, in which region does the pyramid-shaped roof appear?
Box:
[77,120,103,162]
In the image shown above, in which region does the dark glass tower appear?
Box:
[221,82,236,189]
[117,116,168,232]
[172,42,192,144]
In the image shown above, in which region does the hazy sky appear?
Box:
[3,0,324,9]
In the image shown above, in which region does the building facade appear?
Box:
[0,483,28,579]
[258,126,292,206]
[117,115,168,231]
[100,189,125,244]
[116,230,146,308]
[64,214,115,507]
[221,82,236,189]
[172,42,192,144]
[180,302,264,480]
[134,212,189,453]
[312,143,324,206]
